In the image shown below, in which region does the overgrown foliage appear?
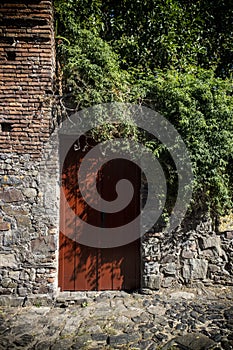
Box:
[142,68,233,215]
[55,0,233,77]
[54,0,233,216]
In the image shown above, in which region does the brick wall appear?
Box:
[0,0,55,156]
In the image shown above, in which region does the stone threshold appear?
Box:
[0,285,232,307]
[0,290,134,307]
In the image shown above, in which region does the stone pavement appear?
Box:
[0,286,233,350]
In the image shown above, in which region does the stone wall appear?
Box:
[0,0,59,299]
[142,213,233,291]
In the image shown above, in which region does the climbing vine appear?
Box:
[54,0,233,216]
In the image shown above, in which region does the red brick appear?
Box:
[0,0,54,156]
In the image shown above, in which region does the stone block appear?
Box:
[190,258,208,279]
[0,188,23,203]
[174,332,216,350]
[2,205,29,216]
[18,287,28,297]
[38,284,50,294]
[9,270,19,280]
[31,235,56,254]
[108,333,139,346]
[199,235,227,259]
[160,254,176,263]
[22,187,37,198]
[0,295,24,307]
[3,231,15,246]
[199,235,221,250]
[182,248,195,259]
[208,264,220,273]
[1,276,17,288]
[0,221,10,231]
[226,231,233,239]
[31,238,45,253]
[16,215,31,228]
[30,268,36,281]
[45,235,56,252]
[163,262,176,276]
[144,274,160,290]
[19,270,30,281]
[170,291,195,300]
[182,262,191,281]
[0,253,17,268]
[0,175,23,186]
[201,249,215,258]
[1,277,12,288]
[161,277,176,288]
[183,258,208,281]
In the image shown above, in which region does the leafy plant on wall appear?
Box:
[54,0,233,218]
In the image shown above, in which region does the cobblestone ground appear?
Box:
[0,287,233,350]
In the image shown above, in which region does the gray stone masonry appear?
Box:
[142,214,233,290]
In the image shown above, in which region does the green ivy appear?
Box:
[140,67,233,214]
[54,0,233,216]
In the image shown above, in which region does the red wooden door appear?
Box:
[59,137,141,291]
